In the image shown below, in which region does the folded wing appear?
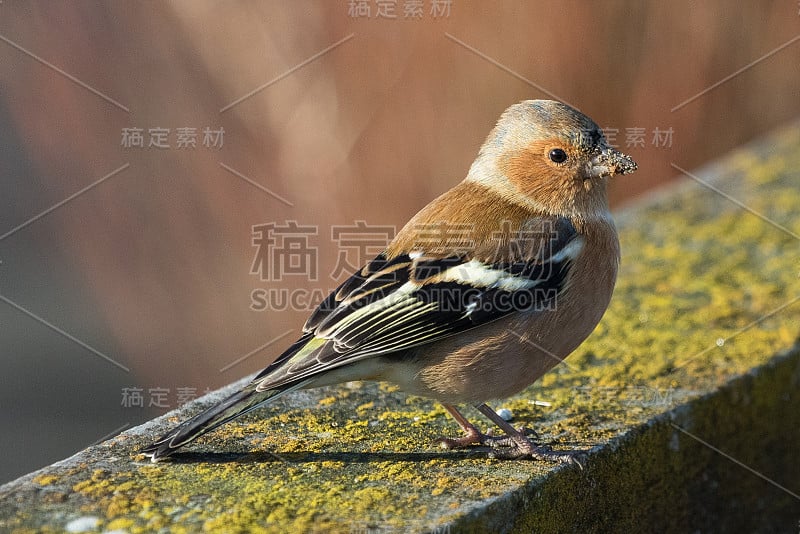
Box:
[251,216,583,391]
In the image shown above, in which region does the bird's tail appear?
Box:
[140,386,283,461]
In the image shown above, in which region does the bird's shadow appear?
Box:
[159,449,489,465]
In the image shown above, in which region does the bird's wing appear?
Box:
[251,216,583,391]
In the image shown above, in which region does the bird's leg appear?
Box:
[437,404,487,449]
[438,403,581,464]
[474,403,579,464]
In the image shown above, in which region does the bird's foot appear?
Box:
[438,426,582,465]
[437,425,488,449]
[486,436,584,466]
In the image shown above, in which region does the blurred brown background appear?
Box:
[1,1,798,483]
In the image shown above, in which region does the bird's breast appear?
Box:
[384,218,619,404]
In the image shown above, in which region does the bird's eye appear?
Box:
[549,148,567,164]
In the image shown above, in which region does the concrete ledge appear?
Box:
[2,123,800,533]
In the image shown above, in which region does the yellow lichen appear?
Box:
[32,475,59,487]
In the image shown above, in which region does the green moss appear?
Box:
[2,125,800,533]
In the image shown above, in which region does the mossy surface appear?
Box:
[2,124,800,533]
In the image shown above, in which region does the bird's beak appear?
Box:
[588,147,637,179]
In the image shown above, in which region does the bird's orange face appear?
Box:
[475,100,637,219]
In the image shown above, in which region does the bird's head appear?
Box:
[468,100,637,220]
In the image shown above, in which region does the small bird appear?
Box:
[142,100,636,462]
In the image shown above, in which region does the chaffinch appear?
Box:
[143,100,636,462]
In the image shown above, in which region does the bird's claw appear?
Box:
[488,442,584,467]
[438,428,581,464]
